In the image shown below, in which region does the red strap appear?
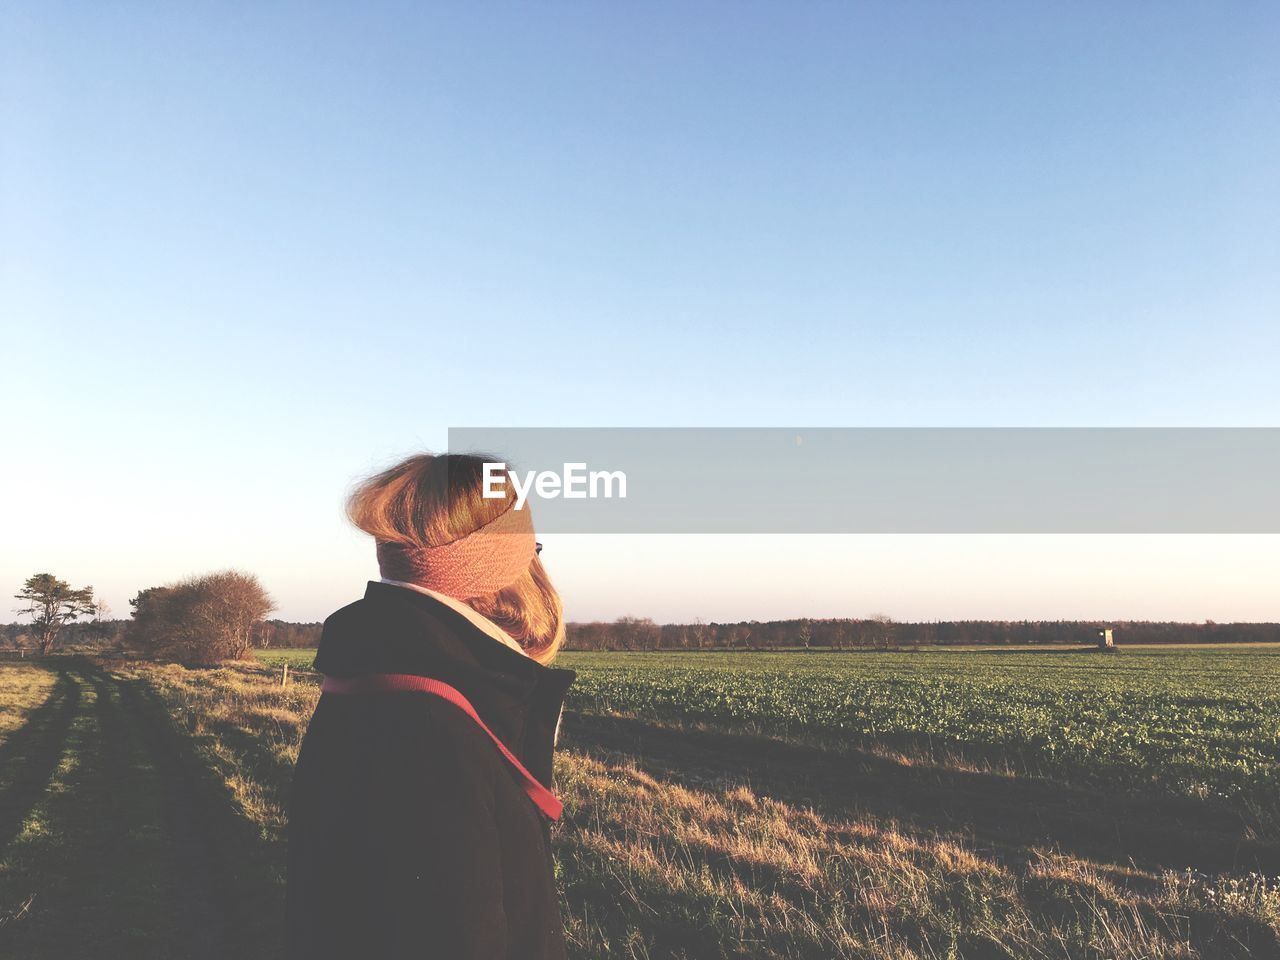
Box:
[320,673,564,822]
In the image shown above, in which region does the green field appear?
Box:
[562,646,1280,825]
[255,648,322,666]
[265,644,1280,828]
[2,647,1278,958]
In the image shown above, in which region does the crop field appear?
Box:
[562,647,1280,829]
[2,647,1279,959]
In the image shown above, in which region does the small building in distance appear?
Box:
[1098,627,1115,650]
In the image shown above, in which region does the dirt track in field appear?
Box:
[0,660,272,960]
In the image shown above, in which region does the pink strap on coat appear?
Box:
[320,673,564,822]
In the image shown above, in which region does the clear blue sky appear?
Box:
[3,3,1277,624]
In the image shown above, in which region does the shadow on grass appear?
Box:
[0,659,284,959]
[109,671,286,956]
[560,711,1280,959]
[0,669,80,856]
[560,711,1280,878]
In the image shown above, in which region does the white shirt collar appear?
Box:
[379,578,530,657]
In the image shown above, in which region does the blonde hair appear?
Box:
[345,453,565,664]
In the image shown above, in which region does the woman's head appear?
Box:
[346,453,565,664]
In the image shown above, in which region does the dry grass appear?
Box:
[111,660,320,841]
[114,659,1280,959]
[5,657,1273,957]
[0,665,57,741]
[552,751,1276,959]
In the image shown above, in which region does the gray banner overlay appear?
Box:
[446,428,1280,533]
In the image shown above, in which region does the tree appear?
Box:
[14,573,96,656]
[194,571,275,659]
[127,570,274,664]
[254,620,276,650]
[868,613,895,649]
[86,598,114,649]
[829,620,847,651]
[690,617,708,650]
[612,616,660,651]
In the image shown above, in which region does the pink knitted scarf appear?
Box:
[375,504,537,600]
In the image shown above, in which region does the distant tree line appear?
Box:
[0,619,128,651]
[2,617,322,653]
[3,569,294,663]
[563,616,1280,651]
[6,612,1279,657]
[7,571,1278,659]
[253,619,323,649]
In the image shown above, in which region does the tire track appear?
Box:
[106,671,234,960]
[1,661,279,957]
[0,670,80,856]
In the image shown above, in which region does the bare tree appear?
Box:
[612,616,660,651]
[255,620,277,650]
[14,573,95,656]
[87,597,114,649]
[829,619,847,651]
[197,571,275,659]
[797,618,813,650]
[868,613,895,649]
[127,570,274,664]
[690,617,708,650]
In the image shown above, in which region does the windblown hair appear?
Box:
[345,453,565,664]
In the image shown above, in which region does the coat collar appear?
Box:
[377,577,530,655]
[313,581,576,790]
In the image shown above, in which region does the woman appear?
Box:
[286,453,577,960]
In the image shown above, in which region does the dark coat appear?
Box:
[286,580,577,960]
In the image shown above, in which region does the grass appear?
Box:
[0,658,280,958]
[1,647,1278,958]
[254,648,320,667]
[547,646,1280,958]
[558,646,1280,834]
